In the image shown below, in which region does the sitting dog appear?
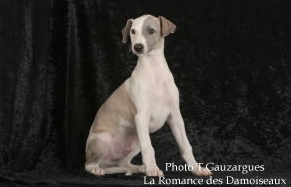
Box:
[85,15,212,177]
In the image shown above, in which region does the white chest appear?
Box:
[148,82,175,133]
[129,55,178,133]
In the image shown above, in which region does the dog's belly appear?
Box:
[96,132,138,166]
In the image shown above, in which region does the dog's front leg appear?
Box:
[167,108,212,176]
[135,113,164,176]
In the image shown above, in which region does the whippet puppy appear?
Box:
[85,15,212,177]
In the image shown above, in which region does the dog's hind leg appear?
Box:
[85,133,144,176]
[117,140,145,175]
[85,134,110,176]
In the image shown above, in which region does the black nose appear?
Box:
[134,43,144,53]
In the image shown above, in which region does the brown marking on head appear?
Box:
[142,15,163,53]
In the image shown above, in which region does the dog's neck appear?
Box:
[136,46,169,72]
[133,47,173,85]
[138,54,169,77]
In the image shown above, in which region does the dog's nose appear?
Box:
[134,43,144,53]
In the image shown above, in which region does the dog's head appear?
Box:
[122,15,176,56]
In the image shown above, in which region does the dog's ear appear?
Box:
[121,19,133,43]
[158,16,176,37]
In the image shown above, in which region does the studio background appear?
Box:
[0,0,290,186]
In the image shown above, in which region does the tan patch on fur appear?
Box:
[91,82,137,134]
[86,138,108,164]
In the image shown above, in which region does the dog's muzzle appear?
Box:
[133,43,144,54]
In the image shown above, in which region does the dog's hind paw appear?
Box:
[85,164,106,176]
[90,167,106,176]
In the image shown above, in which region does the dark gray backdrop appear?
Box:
[0,0,290,186]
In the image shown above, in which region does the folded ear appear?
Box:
[121,19,133,43]
[158,16,176,37]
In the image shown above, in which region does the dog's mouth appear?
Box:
[133,48,151,56]
[134,50,144,54]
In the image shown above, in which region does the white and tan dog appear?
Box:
[85,15,212,177]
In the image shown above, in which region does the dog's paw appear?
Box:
[192,167,212,177]
[146,167,164,176]
[85,164,106,176]
[90,168,106,176]
[85,164,105,176]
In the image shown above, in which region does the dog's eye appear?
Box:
[131,29,136,35]
[148,28,156,35]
